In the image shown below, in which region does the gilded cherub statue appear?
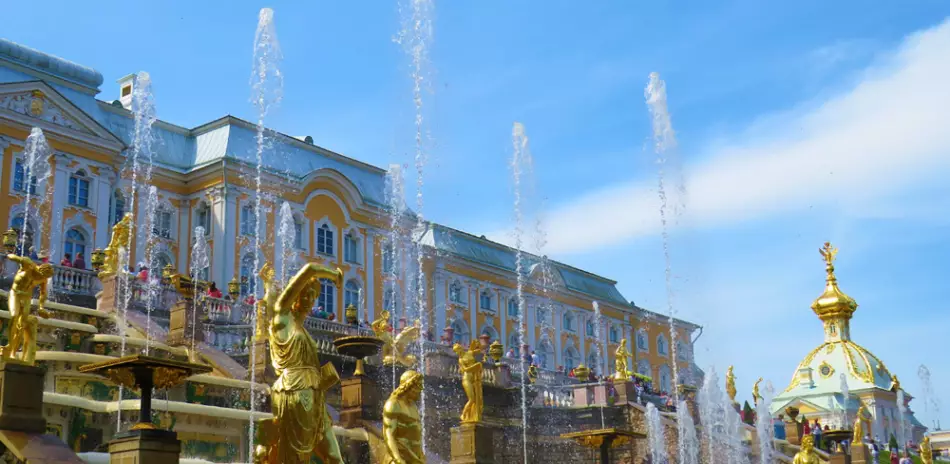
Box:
[372,310,420,367]
[383,370,425,464]
[752,377,763,405]
[853,401,871,444]
[793,435,820,464]
[726,365,737,404]
[267,263,345,464]
[256,262,278,339]
[2,254,54,365]
[920,435,933,464]
[99,212,133,278]
[613,338,633,381]
[453,340,484,424]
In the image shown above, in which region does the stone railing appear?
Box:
[50,265,98,295]
[200,295,235,323]
[303,316,374,337]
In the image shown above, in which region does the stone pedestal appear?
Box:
[614,381,636,405]
[828,451,847,464]
[0,362,47,434]
[850,442,872,464]
[340,376,381,429]
[96,275,119,314]
[108,429,181,464]
[451,423,496,464]
[487,364,511,388]
[573,385,593,407]
[167,297,203,347]
[785,421,802,446]
[592,384,608,406]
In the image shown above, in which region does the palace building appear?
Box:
[0,38,700,391]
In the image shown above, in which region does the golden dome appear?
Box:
[810,242,858,321]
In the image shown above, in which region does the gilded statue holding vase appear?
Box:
[453,340,484,424]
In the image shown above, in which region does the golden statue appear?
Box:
[2,254,54,365]
[613,338,633,381]
[453,340,484,424]
[726,365,737,404]
[256,262,278,339]
[793,435,820,464]
[373,310,420,367]
[267,263,345,464]
[752,377,763,405]
[383,370,425,464]
[890,374,901,392]
[820,242,838,267]
[853,401,871,444]
[920,436,933,464]
[99,212,133,278]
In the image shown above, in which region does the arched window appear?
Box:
[383,284,397,313]
[63,228,87,263]
[293,217,303,249]
[657,334,668,356]
[538,339,555,369]
[382,242,395,273]
[316,224,334,255]
[508,333,520,351]
[111,190,126,226]
[451,320,469,345]
[344,232,360,263]
[638,359,652,377]
[587,352,600,372]
[68,170,90,207]
[563,347,579,371]
[239,254,255,295]
[481,325,498,342]
[507,298,519,317]
[317,278,335,315]
[586,320,595,337]
[449,281,464,304]
[344,280,361,310]
[240,205,256,236]
[153,253,173,273]
[479,290,493,311]
[609,325,619,344]
[637,329,649,352]
[676,341,688,361]
[562,312,575,332]
[154,207,173,239]
[536,307,549,325]
[13,160,38,194]
[10,215,34,252]
[195,202,211,235]
[659,365,672,392]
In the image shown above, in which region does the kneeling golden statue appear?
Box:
[383,370,425,464]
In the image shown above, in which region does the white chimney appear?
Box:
[117,74,135,110]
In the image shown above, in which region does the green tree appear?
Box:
[742,400,756,425]
[889,434,899,451]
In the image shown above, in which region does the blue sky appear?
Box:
[5,1,949,427]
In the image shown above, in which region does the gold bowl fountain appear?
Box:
[333,335,385,376]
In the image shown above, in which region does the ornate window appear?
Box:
[587,352,600,372]
[563,312,575,332]
[638,359,652,377]
[318,278,335,314]
[344,233,359,263]
[240,205,256,236]
[63,228,87,263]
[479,290,493,311]
[239,254,255,295]
[153,208,173,239]
[538,339,555,369]
[481,326,498,342]
[536,307,549,325]
[449,281,464,304]
[609,325,620,344]
[657,334,668,356]
[508,333,520,351]
[659,365,672,392]
[316,224,334,255]
[195,202,211,235]
[68,170,90,207]
[451,320,469,345]
[382,242,395,273]
[344,280,361,310]
[153,253,173,273]
[564,347,579,371]
[676,341,688,361]
[507,298,519,317]
[586,320,595,337]
[293,218,303,249]
[383,284,396,313]
[111,190,126,226]
[637,329,649,352]
[13,160,38,194]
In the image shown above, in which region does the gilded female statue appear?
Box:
[752,377,763,405]
[793,435,820,464]
[383,370,425,464]
[268,263,345,464]
[853,401,871,444]
[2,254,54,365]
[453,340,484,424]
[613,338,633,381]
[726,365,737,403]
[98,212,132,278]
[920,436,933,464]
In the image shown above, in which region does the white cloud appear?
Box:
[523,18,950,256]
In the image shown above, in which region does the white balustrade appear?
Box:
[50,264,98,295]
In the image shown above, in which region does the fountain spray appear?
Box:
[385,165,406,390]
[16,128,51,256]
[592,300,606,429]
[249,8,283,460]
[646,402,668,464]
[511,122,533,461]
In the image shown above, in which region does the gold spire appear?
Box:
[810,242,858,321]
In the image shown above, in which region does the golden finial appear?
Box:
[819,242,838,280]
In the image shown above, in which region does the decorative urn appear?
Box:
[345,304,359,325]
[2,228,18,253]
[527,364,539,384]
[333,335,384,376]
[479,333,491,351]
[91,248,106,270]
[574,364,590,382]
[488,341,504,363]
[785,406,800,422]
[228,277,241,299]
[162,264,175,283]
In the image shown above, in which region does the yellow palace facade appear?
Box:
[0,38,701,390]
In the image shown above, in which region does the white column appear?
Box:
[94,172,114,248]
[468,280,478,342]
[210,188,228,284]
[48,153,71,261]
[580,313,587,365]
[222,193,238,288]
[499,291,507,349]
[554,306,562,368]
[177,199,190,271]
[432,268,446,334]
[526,295,537,350]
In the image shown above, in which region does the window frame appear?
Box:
[449,281,464,304]
[67,170,91,208]
[317,278,335,314]
[479,290,493,311]
[240,205,257,237]
[344,280,361,310]
[12,160,38,195]
[507,298,519,317]
[316,224,334,256]
[343,233,360,264]
[63,228,87,262]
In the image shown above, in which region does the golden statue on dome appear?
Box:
[2,254,54,365]
[383,370,425,464]
[99,212,133,278]
[613,338,633,381]
[453,340,484,424]
[266,263,345,464]
[372,310,420,367]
